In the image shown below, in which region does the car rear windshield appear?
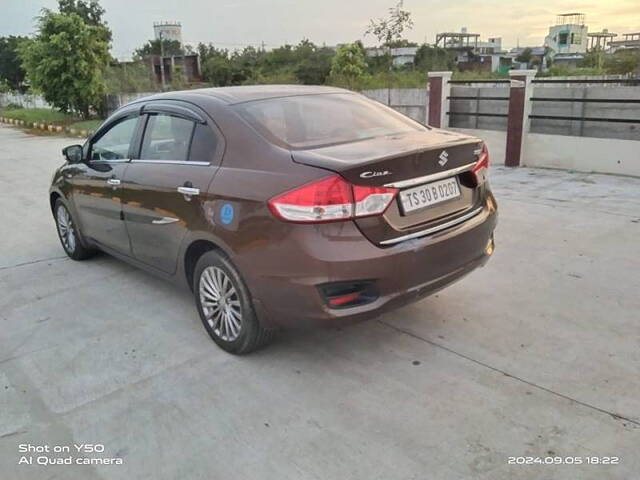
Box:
[235,93,425,149]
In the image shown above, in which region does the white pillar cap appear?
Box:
[509,69,538,78]
[428,71,453,78]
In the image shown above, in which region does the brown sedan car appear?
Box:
[50,86,497,354]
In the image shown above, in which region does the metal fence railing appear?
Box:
[445,76,640,139]
[529,95,640,128]
[446,84,510,130]
[532,78,640,85]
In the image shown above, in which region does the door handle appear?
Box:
[152,216,179,225]
[106,178,121,186]
[177,186,200,196]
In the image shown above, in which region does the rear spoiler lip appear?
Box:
[291,135,482,170]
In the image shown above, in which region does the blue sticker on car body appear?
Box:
[220,203,234,225]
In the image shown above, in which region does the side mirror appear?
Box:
[63,144,83,163]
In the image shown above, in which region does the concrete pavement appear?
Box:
[1,124,639,479]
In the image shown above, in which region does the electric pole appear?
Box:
[159,32,166,90]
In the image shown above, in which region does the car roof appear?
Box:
[140,85,353,106]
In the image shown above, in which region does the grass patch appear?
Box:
[0,107,75,125]
[68,119,103,132]
[0,107,104,134]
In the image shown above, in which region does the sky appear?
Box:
[2,0,639,59]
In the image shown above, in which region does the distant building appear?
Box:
[436,27,480,51]
[509,46,548,70]
[147,22,201,86]
[476,38,510,73]
[389,47,419,66]
[435,27,479,65]
[153,21,183,46]
[551,53,585,69]
[148,54,201,85]
[587,30,618,52]
[609,32,640,53]
[544,13,588,55]
[476,37,503,54]
[366,46,418,66]
[435,28,510,73]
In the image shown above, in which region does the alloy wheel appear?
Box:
[56,205,76,253]
[199,266,243,342]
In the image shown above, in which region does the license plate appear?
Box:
[399,177,461,214]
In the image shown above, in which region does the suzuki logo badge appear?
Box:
[438,150,449,167]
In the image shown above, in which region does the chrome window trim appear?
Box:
[379,206,484,246]
[88,158,131,164]
[384,162,476,189]
[130,159,211,166]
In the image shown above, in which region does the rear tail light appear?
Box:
[472,143,490,185]
[352,185,397,217]
[268,174,398,223]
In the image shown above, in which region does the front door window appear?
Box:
[91,116,139,161]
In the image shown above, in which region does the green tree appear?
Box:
[603,50,640,75]
[0,36,28,91]
[365,1,414,46]
[198,40,336,87]
[203,56,233,86]
[19,10,110,117]
[579,49,604,69]
[366,53,393,74]
[293,40,333,84]
[104,60,154,93]
[414,44,455,72]
[134,39,183,58]
[58,0,111,43]
[385,39,417,48]
[515,48,533,64]
[330,43,368,88]
[199,45,233,86]
[258,43,296,79]
[229,46,265,84]
[295,54,331,84]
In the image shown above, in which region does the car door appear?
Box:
[70,113,141,254]
[121,102,223,274]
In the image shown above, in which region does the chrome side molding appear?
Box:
[384,162,476,189]
[152,217,180,225]
[380,207,483,246]
[131,160,211,166]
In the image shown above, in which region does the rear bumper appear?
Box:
[237,196,497,329]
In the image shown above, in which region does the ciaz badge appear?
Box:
[360,170,392,178]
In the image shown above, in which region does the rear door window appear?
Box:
[188,124,219,163]
[140,114,195,161]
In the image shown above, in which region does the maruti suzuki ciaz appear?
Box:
[50,85,497,354]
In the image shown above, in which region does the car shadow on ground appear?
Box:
[90,251,435,359]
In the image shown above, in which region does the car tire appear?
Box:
[194,250,276,354]
[54,199,96,261]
